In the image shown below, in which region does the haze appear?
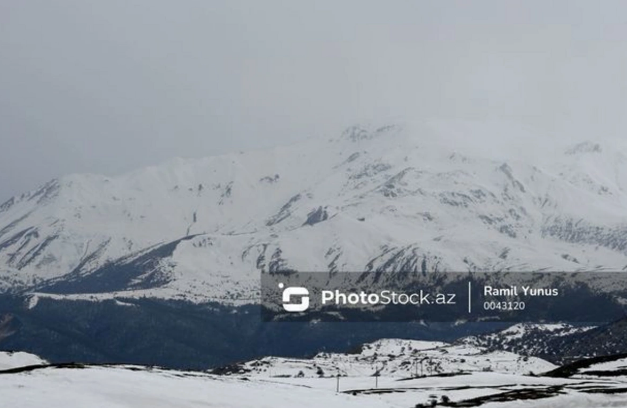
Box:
[2,0,627,202]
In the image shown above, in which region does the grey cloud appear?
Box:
[1,0,627,201]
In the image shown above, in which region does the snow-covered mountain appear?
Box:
[2,120,627,302]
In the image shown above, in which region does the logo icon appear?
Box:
[279,283,310,312]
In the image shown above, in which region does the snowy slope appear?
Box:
[2,121,627,301]
[579,356,627,374]
[0,350,47,370]
[216,338,556,378]
[459,323,596,358]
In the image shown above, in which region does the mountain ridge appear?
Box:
[2,121,627,302]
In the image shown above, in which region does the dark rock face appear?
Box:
[303,207,329,226]
[266,194,301,226]
[542,217,627,255]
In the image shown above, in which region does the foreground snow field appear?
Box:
[3,347,627,408]
[3,363,627,408]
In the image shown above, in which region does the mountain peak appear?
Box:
[339,124,401,143]
[566,141,603,155]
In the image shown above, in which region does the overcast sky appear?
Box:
[2,1,627,202]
